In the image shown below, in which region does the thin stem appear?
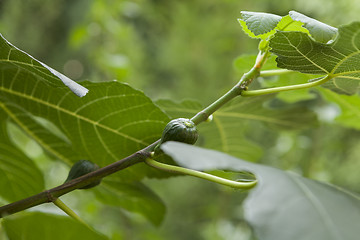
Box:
[145,158,257,189]
[53,198,88,226]
[191,85,241,125]
[241,75,333,97]
[260,69,293,77]
[191,50,270,125]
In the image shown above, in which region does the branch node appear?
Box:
[46,190,55,203]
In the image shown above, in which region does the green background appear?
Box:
[1,0,360,239]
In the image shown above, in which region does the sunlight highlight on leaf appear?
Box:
[0,108,44,202]
[238,11,308,40]
[239,11,282,39]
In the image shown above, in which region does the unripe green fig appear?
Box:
[65,160,101,189]
[159,118,198,145]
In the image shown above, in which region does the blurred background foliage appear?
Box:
[1,0,360,239]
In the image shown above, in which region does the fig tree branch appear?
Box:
[0,145,154,218]
[0,49,270,218]
[191,50,269,124]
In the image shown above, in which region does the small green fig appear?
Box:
[158,118,198,146]
[65,160,101,189]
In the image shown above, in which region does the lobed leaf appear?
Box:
[270,22,360,95]
[161,142,360,240]
[0,36,171,223]
[0,81,170,223]
[0,72,169,173]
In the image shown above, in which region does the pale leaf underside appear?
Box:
[162,142,360,240]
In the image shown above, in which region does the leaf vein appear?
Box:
[0,86,148,146]
[288,173,342,240]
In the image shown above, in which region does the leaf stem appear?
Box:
[144,158,257,189]
[190,85,241,125]
[191,50,269,124]
[241,75,332,97]
[53,198,88,226]
[260,69,294,77]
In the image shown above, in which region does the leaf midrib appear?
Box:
[331,51,360,76]
[282,32,330,73]
[0,59,59,83]
[0,101,72,165]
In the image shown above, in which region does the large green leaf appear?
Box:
[157,95,317,161]
[2,212,107,240]
[0,100,165,225]
[0,77,169,174]
[0,35,170,224]
[0,34,88,97]
[270,22,360,95]
[0,109,44,202]
[161,142,360,240]
[0,34,170,168]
